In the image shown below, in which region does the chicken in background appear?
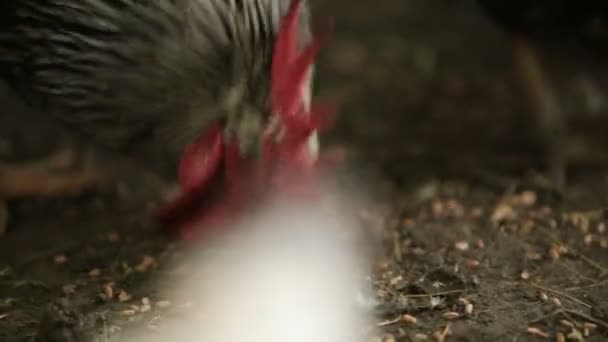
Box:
[474,0,608,192]
[0,0,338,237]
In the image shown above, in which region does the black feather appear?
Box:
[0,0,311,174]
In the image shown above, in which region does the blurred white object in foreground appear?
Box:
[121,201,373,342]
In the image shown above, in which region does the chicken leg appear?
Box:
[511,35,566,192]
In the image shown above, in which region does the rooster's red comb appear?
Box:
[270,0,333,122]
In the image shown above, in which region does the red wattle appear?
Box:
[178,123,224,191]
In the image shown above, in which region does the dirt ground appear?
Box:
[1,0,608,341]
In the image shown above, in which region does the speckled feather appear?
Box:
[0,0,311,176]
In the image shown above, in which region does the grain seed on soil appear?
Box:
[548,244,567,260]
[567,212,590,234]
[491,204,515,223]
[389,275,403,285]
[135,255,156,272]
[103,282,114,299]
[527,326,549,338]
[568,328,584,341]
[53,254,68,264]
[120,309,137,316]
[519,191,537,207]
[88,268,101,277]
[457,298,470,305]
[551,297,562,307]
[526,249,542,260]
[464,303,473,315]
[401,314,417,324]
[583,322,597,336]
[583,234,593,246]
[140,297,152,312]
[377,316,401,327]
[156,300,172,308]
[556,332,565,342]
[414,333,428,341]
[454,241,469,251]
[466,259,480,268]
[442,312,460,320]
[118,290,132,302]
